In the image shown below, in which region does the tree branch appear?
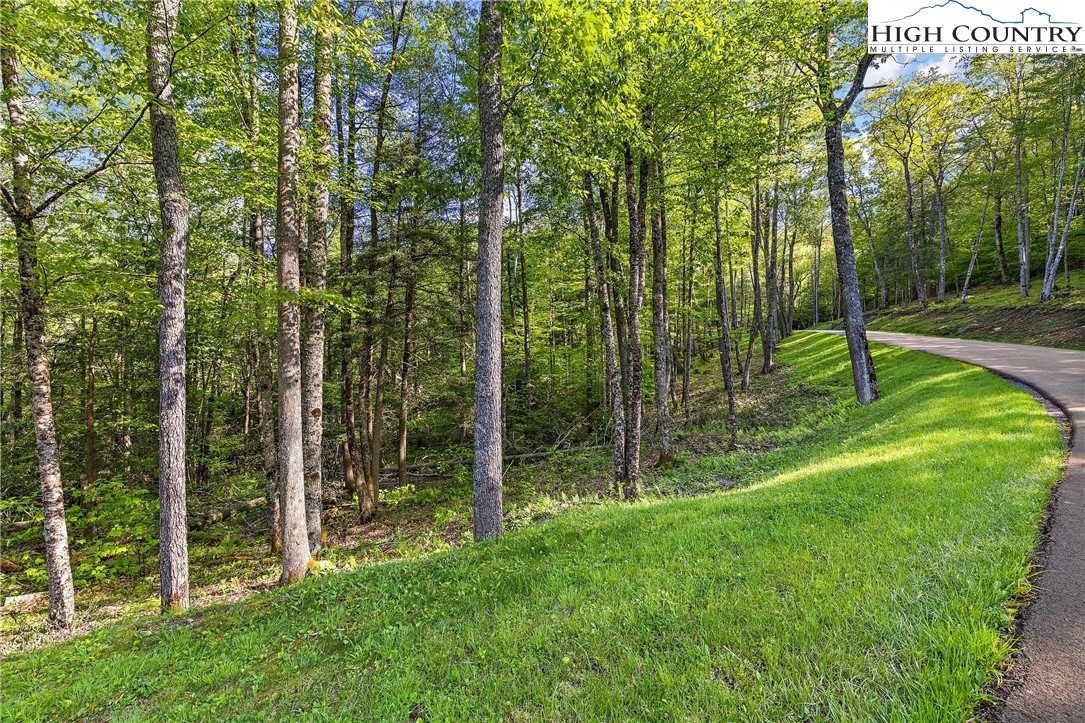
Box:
[30,101,149,219]
[839,53,875,117]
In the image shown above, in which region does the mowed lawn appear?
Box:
[0,333,1063,721]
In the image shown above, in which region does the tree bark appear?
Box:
[1,19,77,626]
[762,181,779,371]
[902,157,927,308]
[993,188,1009,283]
[934,178,948,303]
[961,183,992,302]
[584,172,626,486]
[821,54,879,406]
[473,0,505,540]
[83,315,97,497]
[650,158,673,464]
[275,0,311,584]
[147,0,191,612]
[713,192,737,447]
[1042,135,1085,301]
[622,141,649,499]
[302,0,333,554]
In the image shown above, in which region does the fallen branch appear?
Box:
[377,445,607,476]
[3,592,46,609]
[189,497,266,531]
[1,558,25,573]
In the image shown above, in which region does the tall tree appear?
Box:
[302,0,334,555]
[807,17,879,405]
[146,0,191,611]
[650,157,673,465]
[473,0,505,540]
[276,0,311,583]
[584,172,626,486]
[1,2,76,629]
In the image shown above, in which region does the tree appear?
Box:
[473,0,504,540]
[276,0,311,584]
[301,0,334,555]
[801,5,879,406]
[146,0,190,612]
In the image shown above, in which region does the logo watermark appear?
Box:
[868,0,1085,54]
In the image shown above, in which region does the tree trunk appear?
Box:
[370,245,398,496]
[961,183,992,302]
[336,60,369,517]
[473,0,505,540]
[83,315,97,498]
[397,261,416,488]
[1015,115,1029,298]
[275,0,311,585]
[713,192,737,447]
[240,1,280,551]
[516,165,531,399]
[762,182,779,371]
[1042,135,1085,301]
[622,141,649,499]
[650,158,673,465]
[681,191,694,427]
[147,0,191,612]
[744,184,763,391]
[824,113,879,405]
[934,179,948,303]
[903,158,927,308]
[361,0,408,518]
[993,188,1009,282]
[2,18,77,627]
[584,172,625,486]
[302,0,332,554]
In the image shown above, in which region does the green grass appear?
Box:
[830,269,1085,349]
[0,333,1063,721]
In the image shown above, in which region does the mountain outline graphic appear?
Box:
[884,0,1073,24]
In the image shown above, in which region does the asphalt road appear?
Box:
[822,330,1084,721]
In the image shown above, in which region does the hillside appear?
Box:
[822,271,1085,349]
[0,335,1062,721]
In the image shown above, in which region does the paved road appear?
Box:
[823,330,1084,721]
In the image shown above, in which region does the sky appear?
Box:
[865,53,963,85]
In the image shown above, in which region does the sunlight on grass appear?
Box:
[0,334,1062,721]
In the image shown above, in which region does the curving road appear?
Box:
[823,330,1084,721]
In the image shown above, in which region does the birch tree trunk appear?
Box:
[1042,135,1085,301]
[1,16,76,628]
[302,0,333,554]
[275,0,311,584]
[473,0,505,539]
[147,0,190,612]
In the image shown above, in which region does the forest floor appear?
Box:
[0,334,1063,721]
[822,268,1085,349]
[1,343,804,657]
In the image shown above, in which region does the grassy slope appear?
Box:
[0,334,1063,722]
[824,269,1085,349]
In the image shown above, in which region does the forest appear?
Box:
[1,0,1083,718]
